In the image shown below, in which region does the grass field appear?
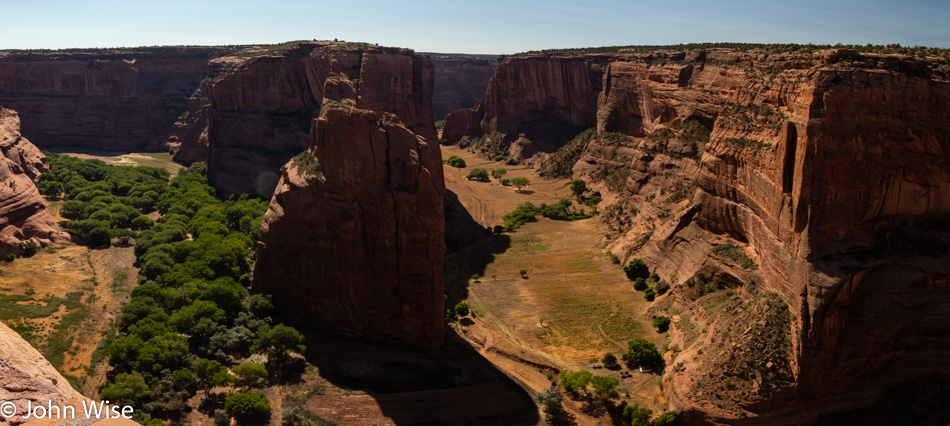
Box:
[47,149,183,177]
[0,242,136,393]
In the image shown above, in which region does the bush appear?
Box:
[4,253,14,262]
[644,288,657,302]
[652,411,679,426]
[559,370,592,394]
[623,259,649,280]
[519,269,528,278]
[570,180,587,197]
[602,352,617,366]
[502,202,539,231]
[712,244,759,270]
[225,391,271,424]
[491,168,507,180]
[233,362,268,389]
[499,178,511,186]
[650,272,660,282]
[454,302,470,317]
[19,241,39,257]
[506,157,519,166]
[634,278,647,291]
[655,280,670,295]
[465,168,489,182]
[623,403,653,426]
[445,156,466,168]
[87,227,113,246]
[651,316,671,332]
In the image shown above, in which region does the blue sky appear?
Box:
[3,0,947,54]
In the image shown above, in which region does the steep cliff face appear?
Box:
[202,42,438,197]
[448,48,950,423]
[0,48,219,151]
[430,54,496,120]
[0,107,68,256]
[252,105,445,348]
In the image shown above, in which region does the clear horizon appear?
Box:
[3,0,948,55]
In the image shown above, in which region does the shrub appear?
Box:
[644,288,657,301]
[225,391,271,424]
[499,178,511,186]
[559,370,592,394]
[712,244,759,270]
[623,259,649,280]
[651,316,671,332]
[466,168,489,182]
[652,411,678,426]
[655,280,670,295]
[233,362,268,389]
[650,272,660,282]
[502,202,539,231]
[623,403,653,426]
[634,278,648,291]
[506,158,518,166]
[519,269,528,278]
[19,241,39,257]
[491,168,507,180]
[4,253,13,262]
[602,352,617,366]
[87,227,113,247]
[445,156,466,168]
[570,180,587,197]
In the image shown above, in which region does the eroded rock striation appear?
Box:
[253,105,445,348]
[0,107,68,256]
[429,54,496,120]
[447,47,950,423]
[0,48,219,152]
[199,42,438,198]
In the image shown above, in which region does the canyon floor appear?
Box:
[442,145,668,418]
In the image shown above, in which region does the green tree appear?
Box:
[252,324,306,370]
[624,258,650,280]
[511,177,531,192]
[534,385,567,421]
[559,370,592,394]
[570,180,587,197]
[634,277,648,291]
[651,411,678,426]
[196,358,232,397]
[651,316,671,332]
[491,168,508,180]
[644,287,657,301]
[41,181,64,198]
[60,200,86,220]
[602,352,617,367]
[445,156,466,168]
[623,338,663,370]
[589,375,620,402]
[225,391,271,425]
[87,227,112,246]
[623,403,653,426]
[98,372,150,405]
[233,362,268,389]
[454,302,470,317]
[500,177,511,186]
[466,168,489,182]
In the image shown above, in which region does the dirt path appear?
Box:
[598,307,627,353]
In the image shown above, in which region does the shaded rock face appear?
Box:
[0,107,68,256]
[430,55,496,120]
[253,106,445,348]
[448,49,950,422]
[0,48,218,151]
[202,42,438,198]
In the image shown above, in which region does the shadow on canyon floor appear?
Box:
[443,189,513,309]
[296,326,540,425]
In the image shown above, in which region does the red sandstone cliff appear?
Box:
[447,47,950,423]
[0,48,219,152]
[201,42,438,197]
[0,107,68,256]
[252,105,445,347]
[430,54,496,120]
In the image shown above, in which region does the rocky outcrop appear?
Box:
[447,47,950,423]
[430,54,496,120]
[202,42,438,197]
[252,105,445,348]
[0,107,68,256]
[0,47,220,151]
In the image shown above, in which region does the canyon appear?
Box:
[446,46,950,423]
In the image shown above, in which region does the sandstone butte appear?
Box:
[445,47,950,424]
[0,107,69,256]
[0,320,136,426]
[428,54,497,120]
[252,103,446,348]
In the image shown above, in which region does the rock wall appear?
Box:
[430,54,496,120]
[252,105,445,348]
[447,48,950,423]
[0,107,68,256]
[0,48,219,151]
[202,42,438,197]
